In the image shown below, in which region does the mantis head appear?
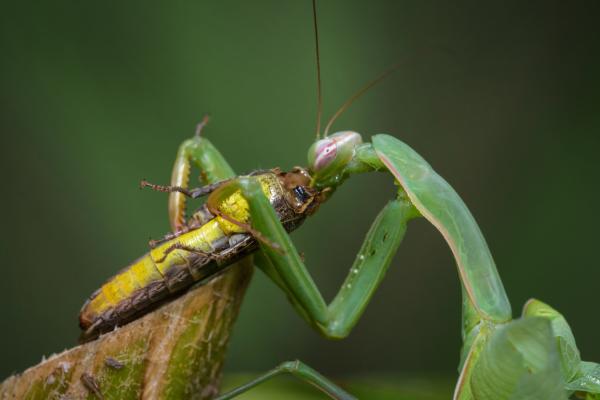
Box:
[307,131,363,192]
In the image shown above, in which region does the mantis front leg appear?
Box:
[168,116,236,231]
[231,177,418,338]
[150,125,363,399]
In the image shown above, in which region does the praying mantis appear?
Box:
[143,123,599,400]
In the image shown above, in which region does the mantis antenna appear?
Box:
[323,63,402,137]
[312,0,323,140]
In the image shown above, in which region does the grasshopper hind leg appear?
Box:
[146,206,215,248]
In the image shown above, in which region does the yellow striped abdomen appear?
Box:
[80,212,251,331]
[79,173,284,338]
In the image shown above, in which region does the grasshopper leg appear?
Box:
[230,176,418,339]
[140,177,228,248]
[147,221,203,249]
[153,242,211,264]
[141,179,229,200]
[215,360,356,400]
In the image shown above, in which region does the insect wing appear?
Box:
[524,299,600,396]
[523,299,581,381]
[471,317,566,399]
[565,361,600,395]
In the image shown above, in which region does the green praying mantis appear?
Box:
[158,122,599,400]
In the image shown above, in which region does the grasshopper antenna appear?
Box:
[312,0,323,140]
[323,63,402,137]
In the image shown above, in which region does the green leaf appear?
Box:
[0,263,253,400]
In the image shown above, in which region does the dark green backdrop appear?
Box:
[1,0,599,384]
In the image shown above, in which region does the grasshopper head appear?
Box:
[307,131,363,189]
[277,167,322,216]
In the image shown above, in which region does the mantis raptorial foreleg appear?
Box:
[214,176,417,338]
[168,116,236,231]
[160,127,362,399]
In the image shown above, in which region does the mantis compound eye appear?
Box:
[307,131,363,183]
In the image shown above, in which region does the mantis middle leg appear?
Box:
[216,360,356,400]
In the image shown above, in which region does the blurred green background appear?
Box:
[1,0,599,396]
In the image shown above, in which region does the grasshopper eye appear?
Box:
[293,186,311,203]
[308,131,362,182]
